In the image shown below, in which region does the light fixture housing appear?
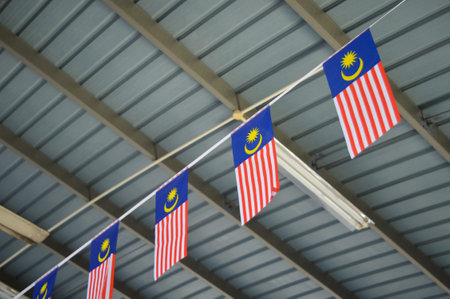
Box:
[0,280,21,299]
[0,205,49,244]
[275,139,373,230]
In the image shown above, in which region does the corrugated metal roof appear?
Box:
[0,0,449,298]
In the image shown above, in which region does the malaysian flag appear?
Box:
[231,107,279,225]
[323,29,401,158]
[87,221,119,299]
[32,267,58,299]
[154,169,189,280]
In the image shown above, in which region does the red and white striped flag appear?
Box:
[87,222,119,299]
[323,29,401,158]
[154,169,189,280]
[232,107,279,225]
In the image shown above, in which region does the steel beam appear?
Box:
[0,9,354,299]
[0,124,246,299]
[284,0,450,163]
[104,0,450,294]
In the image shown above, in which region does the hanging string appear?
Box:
[12,1,407,297]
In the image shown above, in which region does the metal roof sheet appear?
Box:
[0,0,449,298]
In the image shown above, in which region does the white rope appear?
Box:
[12,1,407,296]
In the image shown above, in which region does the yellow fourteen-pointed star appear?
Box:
[341,51,357,69]
[246,128,259,143]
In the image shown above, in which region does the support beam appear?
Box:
[0,14,353,299]
[103,0,450,293]
[284,0,450,163]
[0,124,246,299]
[0,205,49,245]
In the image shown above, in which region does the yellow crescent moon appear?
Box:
[38,288,47,299]
[164,194,179,213]
[98,244,110,263]
[244,134,263,155]
[341,58,364,81]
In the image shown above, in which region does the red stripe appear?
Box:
[253,154,264,213]
[262,145,271,206]
[237,167,247,224]
[176,205,181,262]
[158,221,162,279]
[335,94,358,157]
[108,256,116,299]
[235,141,279,225]
[155,222,161,279]
[154,203,188,280]
[378,62,401,122]
[101,261,107,299]
[371,67,393,128]
[355,79,379,140]
[167,213,173,271]
[183,202,188,257]
[248,158,258,220]
[239,162,250,224]
[270,140,279,192]
[259,148,269,207]
[266,142,275,198]
[88,256,116,299]
[162,217,168,275]
[349,83,371,146]
[242,161,253,223]
[363,72,387,134]
[342,88,364,151]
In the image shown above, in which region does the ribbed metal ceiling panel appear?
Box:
[0,0,449,298]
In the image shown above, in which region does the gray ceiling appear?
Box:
[0,0,449,298]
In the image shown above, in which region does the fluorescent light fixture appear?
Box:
[0,281,22,299]
[0,205,49,244]
[275,139,373,230]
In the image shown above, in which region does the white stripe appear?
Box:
[346,87,369,148]
[262,145,272,205]
[154,223,158,280]
[360,75,384,137]
[235,168,245,225]
[244,159,256,219]
[367,69,390,130]
[353,80,376,143]
[157,221,162,279]
[168,213,173,270]
[175,206,181,262]
[171,211,177,267]
[155,203,188,280]
[162,217,167,275]
[340,93,362,154]
[256,149,267,207]
[250,154,262,214]
[333,97,355,158]
[105,257,113,299]
[181,202,187,260]
[239,164,251,224]
[240,162,250,221]
[268,141,277,190]
[374,64,398,125]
